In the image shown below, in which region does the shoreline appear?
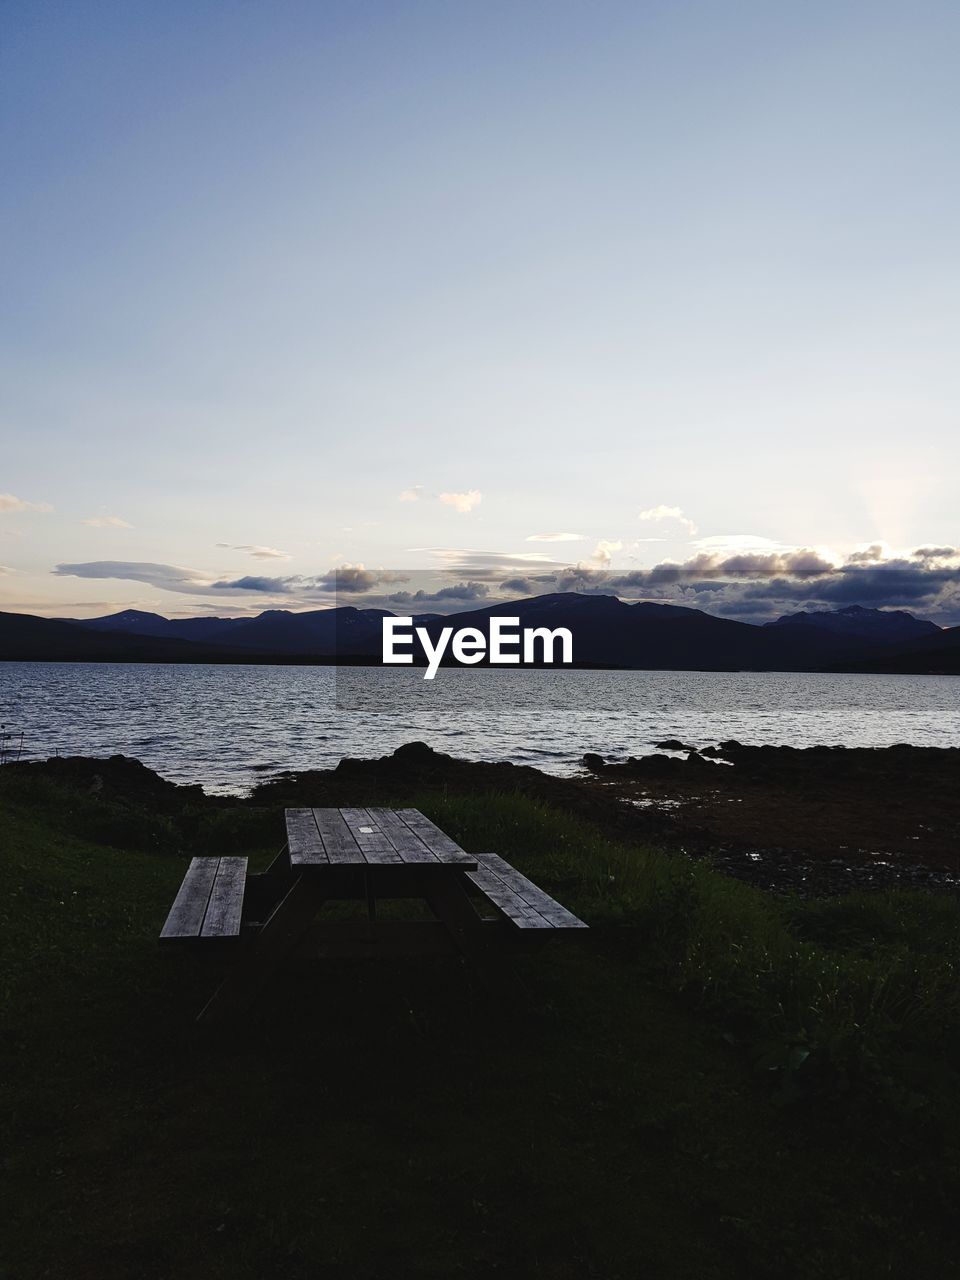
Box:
[5,738,959,897]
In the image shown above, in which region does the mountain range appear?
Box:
[1,594,958,673]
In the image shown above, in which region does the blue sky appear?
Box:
[2,1,959,619]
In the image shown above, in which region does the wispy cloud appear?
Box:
[638,505,697,535]
[413,548,562,577]
[0,492,53,513]
[398,486,423,502]
[54,561,214,595]
[81,515,133,528]
[526,532,584,542]
[438,489,482,513]
[216,543,292,560]
[52,560,407,599]
[693,534,792,554]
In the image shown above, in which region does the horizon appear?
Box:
[22,588,950,631]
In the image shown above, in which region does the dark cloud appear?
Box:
[912,546,958,560]
[326,568,410,593]
[387,581,490,605]
[847,543,887,564]
[212,574,301,593]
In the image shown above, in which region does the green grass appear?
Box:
[2,771,960,1278]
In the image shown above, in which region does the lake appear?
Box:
[1,661,958,794]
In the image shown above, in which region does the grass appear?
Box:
[2,767,960,1278]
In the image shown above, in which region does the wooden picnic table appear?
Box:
[161,806,586,1022]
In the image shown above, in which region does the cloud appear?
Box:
[49,543,960,623]
[319,566,381,593]
[525,532,584,543]
[693,534,790,553]
[54,561,215,595]
[439,490,482,513]
[213,566,410,595]
[216,543,292,560]
[412,548,562,577]
[912,545,959,562]
[212,574,300,592]
[53,560,407,599]
[845,542,888,564]
[387,581,490,605]
[561,546,960,623]
[0,564,14,576]
[0,493,53,513]
[398,487,423,502]
[592,539,623,566]
[80,515,133,528]
[638,505,697,535]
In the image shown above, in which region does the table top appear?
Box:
[285,806,477,869]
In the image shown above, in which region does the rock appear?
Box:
[582,752,606,772]
[655,739,698,752]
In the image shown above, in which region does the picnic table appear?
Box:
[160,807,587,1021]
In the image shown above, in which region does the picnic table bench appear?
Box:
[160,807,587,1021]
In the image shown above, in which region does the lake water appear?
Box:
[1,661,958,794]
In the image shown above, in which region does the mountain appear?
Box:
[4,595,951,672]
[765,605,940,644]
[74,606,399,655]
[0,612,256,664]
[414,593,881,671]
[829,625,960,675]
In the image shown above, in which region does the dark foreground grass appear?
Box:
[2,771,960,1279]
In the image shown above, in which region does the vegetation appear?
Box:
[2,763,959,1278]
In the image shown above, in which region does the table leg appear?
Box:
[198,873,325,1023]
[422,871,523,1000]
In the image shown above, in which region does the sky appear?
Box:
[2,0,959,622]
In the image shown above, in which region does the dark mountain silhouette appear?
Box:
[3,595,950,672]
[766,604,940,644]
[76,606,402,655]
[0,612,256,664]
[413,593,886,671]
[829,625,960,674]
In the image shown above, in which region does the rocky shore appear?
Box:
[249,738,960,894]
[578,740,960,894]
[5,739,960,896]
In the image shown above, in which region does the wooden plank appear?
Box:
[160,857,220,939]
[474,853,588,928]
[396,809,475,864]
[339,807,403,864]
[201,856,248,937]
[466,864,554,928]
[312,808,364,864]
[286,808,327,865]
[366,807,440,863]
